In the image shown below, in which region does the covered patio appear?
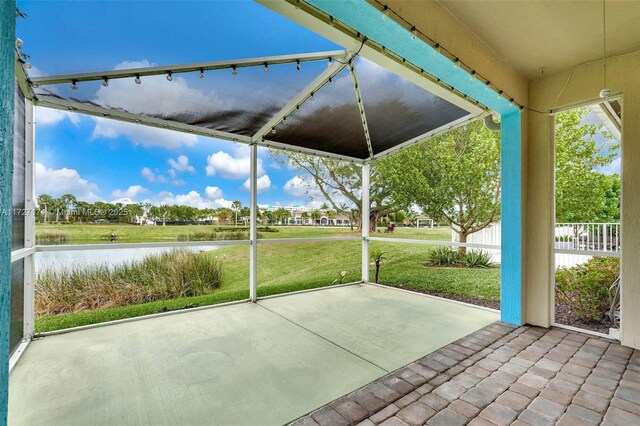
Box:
[9,285,498,425]
[2,0,640,425]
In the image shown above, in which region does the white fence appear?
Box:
[454,222,621,267]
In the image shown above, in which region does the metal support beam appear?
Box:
[252,53,351,142]
[35,95,253,144]
[349,63,374,158]
[361,162,370,283]
[249,143,258,302]
[30,50,347,86]
[23,100,35,339]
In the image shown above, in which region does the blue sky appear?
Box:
[17,0,342,209]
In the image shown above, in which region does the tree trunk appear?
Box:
[369,213,378,233]
[458,232,468,256]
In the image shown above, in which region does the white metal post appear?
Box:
[23,100,35,339]
[361,162,370,283]
[249,143,258,302]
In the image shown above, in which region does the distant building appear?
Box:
[415,214,435,228]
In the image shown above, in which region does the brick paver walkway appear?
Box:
[292,322,640,426]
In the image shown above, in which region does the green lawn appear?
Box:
[34,224,500,332]
[35,223,361,243]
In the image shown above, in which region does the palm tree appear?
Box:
[311,209,321,225]
[37,194,53,223]
[327,209,337,225]
[301,211,310,225]
[231,201,242,226]
[59,193,77,222]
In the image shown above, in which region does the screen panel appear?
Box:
[12,83,26,251]
[34,60,327,137]
[354,58,470,155]
[10,258,25,354]
[266,67,370,159]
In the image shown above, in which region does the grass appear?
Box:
[370,240,501,302]
[35,231,68,244]
[37,250,223,315]
[34,224,500,332]
[35,223,360,244]
[177,229,247,241]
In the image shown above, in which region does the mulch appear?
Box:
[390,284,615,335]
[554,298,613,334]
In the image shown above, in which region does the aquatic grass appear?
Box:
[35,231,68,245]
[36,249,223,315]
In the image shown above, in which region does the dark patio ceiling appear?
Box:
[19,50,479,162]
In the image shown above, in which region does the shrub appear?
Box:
[461,250,493,268]
[36,249,223,315]
[177,229,246,241]
[555,256,619,321]
[36,231,68,245]
[427,246,459,266]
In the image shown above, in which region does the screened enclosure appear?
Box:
[27,53,479,161]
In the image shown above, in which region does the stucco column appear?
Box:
[1,1,17,422]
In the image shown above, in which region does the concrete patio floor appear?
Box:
[8,284,498,425]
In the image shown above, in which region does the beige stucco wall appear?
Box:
[528,51,640,348]
[382,0,529,106]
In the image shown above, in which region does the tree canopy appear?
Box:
[271,152,405,230]
[554,108,620,223]
[380,119,501,250]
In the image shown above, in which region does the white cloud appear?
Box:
[168,155,195,173]
[141,167,155,183]
[152,190,231,209]
[35,162,101,201]
[140,167,168,183]
[283,174,350,207]
[213,198,233,209]
[111,185,148,200]
[205,146,264,179]
[91,117,197,150]
[205,186,224,199]
[171,179,187,186]
[283,175,310,197]
[243,174,272,193]
[35,106,81,126]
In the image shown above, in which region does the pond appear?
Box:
[36,245,232,272]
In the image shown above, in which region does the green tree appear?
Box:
[272,153,403,231]
[555,108,620,223]
[381,119,501,254]
[310,209,322,224]
[37,194,53,223]
[59,194,77,222]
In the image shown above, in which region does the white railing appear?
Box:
[554,223,620,252]
[554,222,620,268]
[454,222,621,267]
